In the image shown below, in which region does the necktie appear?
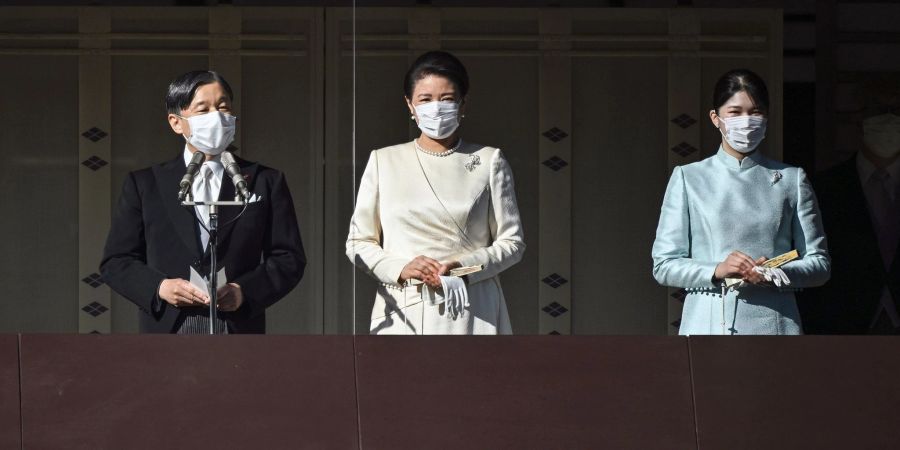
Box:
[868,169,900,268]
[194,164,213,250]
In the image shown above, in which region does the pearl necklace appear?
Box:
[415,138,462,157]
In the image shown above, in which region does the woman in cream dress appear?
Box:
[346,51,526,335]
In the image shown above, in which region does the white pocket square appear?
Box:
[247,193,263,203]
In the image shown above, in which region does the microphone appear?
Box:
[178,150,205,201]
[221,151,251,201]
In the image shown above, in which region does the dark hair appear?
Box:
[403,51,469,100]
[712,69,769,115]
[165,70,234,114]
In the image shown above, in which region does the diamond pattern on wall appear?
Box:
[81,156,108,171]
[89,330,102,335]
[670,289,687,303]
[81,127,108,142]
[82,302,109,317]
[542,273,568,288]
[542,156,569,172]
[671,114,697,129]
[542,302,569,317]
[81,273,104,288]
[542,127,569,143]
[670,142,698,157]
[548,330,561,335]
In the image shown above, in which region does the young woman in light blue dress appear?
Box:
[652,69,831,335]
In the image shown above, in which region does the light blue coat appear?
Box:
[652,148,831,335]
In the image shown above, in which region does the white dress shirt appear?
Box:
[184,148,223,250]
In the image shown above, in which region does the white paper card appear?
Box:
[190,266,226,294]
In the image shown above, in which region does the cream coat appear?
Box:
[346,140,526,334]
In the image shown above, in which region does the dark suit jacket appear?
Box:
[798,156,900,334]
[100,153,306,333]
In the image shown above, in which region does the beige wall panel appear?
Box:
[537,12,573,336]
[324,10,355,334]
[0,55,79,332]
[239,8,325,333]
[242,56,319,334]
[571,57,670,335]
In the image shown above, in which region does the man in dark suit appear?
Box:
[100,70,305,333]
[799,75,900,334]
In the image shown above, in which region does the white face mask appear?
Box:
[413,101,460,140]
[181,111,236,155]
[862,113,900,159]
[717,115,767,154]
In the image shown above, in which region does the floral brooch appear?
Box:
[771,170,782,185]
[465,154,481,172]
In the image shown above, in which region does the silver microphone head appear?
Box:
[221,151,251,201]
[220,150,236,166]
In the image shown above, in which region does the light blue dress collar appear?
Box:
[713,146,765,171]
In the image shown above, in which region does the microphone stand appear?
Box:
[182,193,246,335]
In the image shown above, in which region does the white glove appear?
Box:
[752,266,791,287]
[421,276,469,319]
[447,294,463,318]
[444,276,469,319]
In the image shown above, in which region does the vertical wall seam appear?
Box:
[687,337,701,450]
[17,334,23,450]
[352,337,363,450]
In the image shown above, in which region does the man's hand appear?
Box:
[158,278,209,308]
[217,283,244,312]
